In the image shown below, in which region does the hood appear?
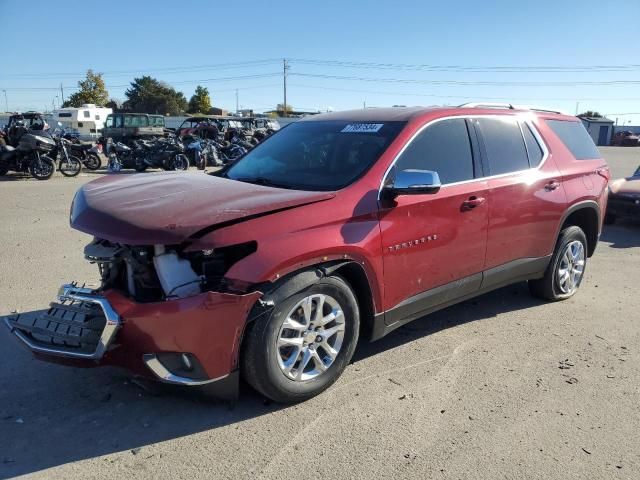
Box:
[71,172,335,245]
[610,176,640,195]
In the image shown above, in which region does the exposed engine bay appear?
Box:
[84,238,257,302]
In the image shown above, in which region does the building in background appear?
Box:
[580,116,614,146]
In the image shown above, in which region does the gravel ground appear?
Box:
[0,148,639,479]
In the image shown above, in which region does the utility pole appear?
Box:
[235,89,239,114]
[60,82,65,105]
[575,101,580,115]
[2,89,7,113]
[283,58,288,117]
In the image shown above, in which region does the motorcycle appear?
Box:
[47,129,82,177]
[67,140,102,170]
[132,137,188,172]
[215,139,247,164]
[0,131,56,180]
[185,138,223,169]
[105,138,133,173]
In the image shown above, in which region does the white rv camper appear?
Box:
[53,104,112,139]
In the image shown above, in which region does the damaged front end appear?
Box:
[5,238,263,399]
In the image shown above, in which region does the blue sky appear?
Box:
[2,0,640,124]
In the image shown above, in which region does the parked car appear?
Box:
[611,130,640,146]
[5,105,610,403]
[605,165,640,223]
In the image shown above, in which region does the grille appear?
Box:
[8,300,107,354]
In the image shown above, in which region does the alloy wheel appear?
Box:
[556,240,585,294]
[276,294,345,381]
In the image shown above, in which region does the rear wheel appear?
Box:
[29,155,55,180]
[59,155,82,177]
[85,153,102,170]
[0,163,8,176]
[242,276,359,403]
[529,225,587,301]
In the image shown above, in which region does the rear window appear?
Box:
[545,120,601,160]
[477,117,529,175]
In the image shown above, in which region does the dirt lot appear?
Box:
[0,148,639,479]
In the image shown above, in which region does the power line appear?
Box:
[288,83,640,101]
[0,73,282,91]
[291,58,640,73]
[1,59,282,80]
[291,72,640,87]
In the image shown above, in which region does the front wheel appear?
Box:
[107,155,122,173]
[134,157,147,172]
[242,275,359,403]
[173,154,189,171]
[29,155,55,180]
[59,155,82,177]
[529,225,587,301]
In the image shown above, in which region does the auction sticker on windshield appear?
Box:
[341,123,384,133]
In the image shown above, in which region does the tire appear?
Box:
[242,275,360,403]
[85,154,102,170]
[529,225,588,301]
[173,154,188,171]
[0,163,8,176]
[134,158,147,172]
[604,213,616,225]
[107,156,122,173]
[29,155,55,180]
[59,155,82,177]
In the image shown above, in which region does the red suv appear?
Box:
[5,105,610,403]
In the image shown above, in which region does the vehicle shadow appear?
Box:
[0,282,541,478]
[600,222,640,248]
[0,172,35,182]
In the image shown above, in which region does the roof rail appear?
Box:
[458,102,515,109]
[458,102,563,115]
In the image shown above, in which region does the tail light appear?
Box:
[596,167,610,182]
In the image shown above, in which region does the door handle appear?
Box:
[462,196,486,211]
[545,180,560,191]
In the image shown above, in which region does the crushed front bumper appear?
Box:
[5,283,262,398]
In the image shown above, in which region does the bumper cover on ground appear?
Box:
[5,284,262,396]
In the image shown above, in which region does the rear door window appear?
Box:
[394,118,475,184]
[545,119,601,160]
[476,117,529,175]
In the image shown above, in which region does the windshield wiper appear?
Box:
[233,176,294,189]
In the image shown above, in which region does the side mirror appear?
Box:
[384,169,442,197]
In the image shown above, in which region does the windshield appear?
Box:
[226,120,405,191]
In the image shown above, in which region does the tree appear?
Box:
[105,99,121,111]
[63,70,109,107]
[577,111,603,118]
[276,103,293,115]
[123,76,187,115]
[188,85,212,114]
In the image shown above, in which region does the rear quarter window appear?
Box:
[545,120,601,160]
